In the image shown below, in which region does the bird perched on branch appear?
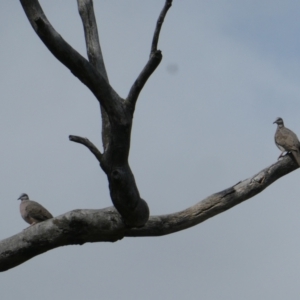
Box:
[18,193,53,225]
[273,117,300,166]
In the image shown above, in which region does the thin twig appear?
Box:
[69,135,102,162]
[126,51,162,112]
[151,0,173,56]
[126,0,172,112]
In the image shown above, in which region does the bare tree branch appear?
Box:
[69,135,102,163]
[77,0,108,81]
[129,155,299,236]
[1,155,297,272]
[126,0,173,112]
[77,0,111,151]
[20,0,150,227]
[126,52,162,113]
[20,0,122,117]
[0,207,124,272]
[151,0,173,55]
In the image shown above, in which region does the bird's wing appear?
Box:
[25,201,53,221]
[278,128,300,151]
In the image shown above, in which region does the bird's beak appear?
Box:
[273,120,277,124]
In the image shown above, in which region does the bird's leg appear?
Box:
[278,151,287,159]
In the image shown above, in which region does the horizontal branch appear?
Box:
[69,135,102,163]
[129,154,298,236]
[20,0,123,117]
[0,208,124,272]
[0,154,297,271]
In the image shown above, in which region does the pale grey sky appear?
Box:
[2,1,300,299]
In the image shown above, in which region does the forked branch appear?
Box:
[20,0,121,117]
[20,0,157,226]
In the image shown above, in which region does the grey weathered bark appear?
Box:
[77,0,110,151]
[19,0,168,227]
[0,0,297,272]
[0,155,298,271]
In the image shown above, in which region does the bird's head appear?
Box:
[273,117,284,126]
[18,193,29,201]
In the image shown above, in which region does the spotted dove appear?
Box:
[273,117,300,166]
[18,193,53,225]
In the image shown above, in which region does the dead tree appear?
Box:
[0,0,298,272]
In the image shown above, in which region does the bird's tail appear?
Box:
[291,151,300,167]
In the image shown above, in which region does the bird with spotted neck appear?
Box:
[18,193,53,225]
[273,117,300,166]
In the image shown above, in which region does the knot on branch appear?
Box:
[111,169,123,181]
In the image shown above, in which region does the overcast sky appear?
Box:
[2,1,300,299]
